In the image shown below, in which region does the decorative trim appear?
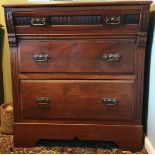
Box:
[14,14,140,26]
[8,34,17,47]
[145,136,155,154]
[139,5,150,32]
[125,14,139,24]
[5,8,17,47]
[14,16,30,26]
[14,15,102,26]
[50,15,102,25]
[137,35,147,48]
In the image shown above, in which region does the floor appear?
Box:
[0,132,147,154]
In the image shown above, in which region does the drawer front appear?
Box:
[13,6,141,35]
[18,39,135,73]
[20,80,135,121]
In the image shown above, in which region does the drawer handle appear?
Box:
[102,54,121,62]
[105,16,121,25]
[31,17,46,26]
[32,53,49,62]
[35,97,51,108]
[102,98,118,106]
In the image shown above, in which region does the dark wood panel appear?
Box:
[20,80,135,121]
[18,39,136,73]
[14,123,143,151]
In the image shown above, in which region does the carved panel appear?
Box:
[8,34,17,47]
[137,36,147,48]
[5,8,17,47]
[14,16,30,26]
[139,5,150,32]
[13,14,140,26]
[14,15,102,26]
[50,15,102,25]
[125,14,140,24]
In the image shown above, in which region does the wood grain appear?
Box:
[14,123,143,151]
[20,80,135,121]
[18,39,136,73]
[3,0,151,151]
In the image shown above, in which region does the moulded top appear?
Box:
[2,0,152,8]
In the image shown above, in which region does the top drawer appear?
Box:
[12,6,141,35]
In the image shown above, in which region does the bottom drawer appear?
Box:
[20,80,135,121]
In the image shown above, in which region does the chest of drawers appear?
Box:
[3,0,151,151]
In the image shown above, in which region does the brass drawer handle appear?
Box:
[102,98,118,106]
[32,53,49,62]
[102,54,121,62]
[31,17,46,26]
[105,16,121,25]
[35,97,51,108]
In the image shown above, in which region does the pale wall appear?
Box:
[0,0,27,103]
[147,2,155,149]
[0,0,12,103]
[147,26,155,149]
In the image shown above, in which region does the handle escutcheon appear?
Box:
[35,97,51,108]
[102,54,121,62]
[31,17,47,26]
[102,98,118,106]
[32,53,49,62]
[105,16,121,25]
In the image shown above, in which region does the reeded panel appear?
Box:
[50,15,102,25]
[14,15,102,26]
[14,16,30,26]
[14,14,139,26]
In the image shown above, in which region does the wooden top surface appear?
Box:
[2,0,152,8]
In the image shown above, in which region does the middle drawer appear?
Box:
[18,39,136,74]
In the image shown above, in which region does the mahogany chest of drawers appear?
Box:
[4,0,151,151]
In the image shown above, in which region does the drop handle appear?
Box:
[35,97,51,108]
[102,98,118,106]
[105,16,121,25]
[32,53,49,62]
[31,17,47,26]
[102,54,121,62]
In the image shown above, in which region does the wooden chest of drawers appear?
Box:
[3,0,151,151]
